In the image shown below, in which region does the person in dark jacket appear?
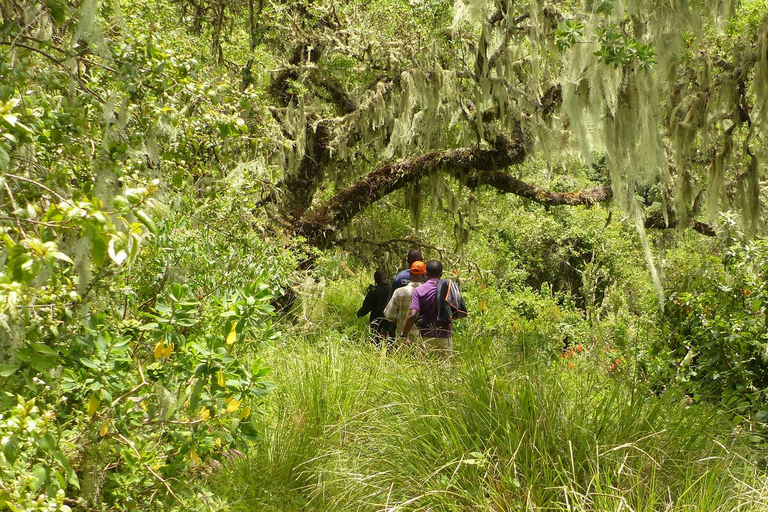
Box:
[357,269,392,343]
[390,249,424,299]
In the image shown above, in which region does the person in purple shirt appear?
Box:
[400,259,453,357]
[390,249,424,299]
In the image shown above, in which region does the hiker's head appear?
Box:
[409,261,426,282]
[425,260,443,279]
[374,269,387,285]
[407,249,424,266]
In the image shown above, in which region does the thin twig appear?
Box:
[0,41,105,102]
[109,347,150,409]
[5,173,74,205]
[0,40,62,64]
[0,215,76,229]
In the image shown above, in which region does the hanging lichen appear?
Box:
[405,182,423,232]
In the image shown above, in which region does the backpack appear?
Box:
[436,279,468,324]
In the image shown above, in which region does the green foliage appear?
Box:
[593,26,656,69]
[0,398,76,512]
[0,1,292,509]
[2,0,768,510]
[555,2,656,69]
[213,286,768,511]
[1,264,279,509]
[554,20,585,52]
[657,218,768,404]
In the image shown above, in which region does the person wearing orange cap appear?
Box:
[384,261,426,346]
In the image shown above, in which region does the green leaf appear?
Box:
[135,209,159,235]
[45,0,67,24]
[54,449,79,489]
[2,436,20,464]
[0,364,19,377]
[31,343,58,355]
[190,379,205,411]
[50,251,75,265]
[30,463,49,491]
[30,354,58,372]
[90,233,109,267]
[2,113,18,126]
[0,146,9,171]
[80,358,101,370]
[128,232,141,263]
[37,433,57,453]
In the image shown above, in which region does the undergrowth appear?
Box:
[212,275,768,512]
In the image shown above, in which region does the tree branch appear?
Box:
[294,135,529,243]
[292,130,715,244]
[644,214,716,237]
[463,168,613,206]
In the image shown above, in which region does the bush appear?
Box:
[657,219,768,405]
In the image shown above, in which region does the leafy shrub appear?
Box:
[0,398,75,512]
[657,219,768,404]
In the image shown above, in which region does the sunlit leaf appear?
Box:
[135,209,159,235]
[0,364,18,377]
[87,393,100,417]
[50,251,75,265]
[225,398,241,413]
[226,324,238,345]
[154,340,164,359]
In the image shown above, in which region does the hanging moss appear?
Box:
[405,182,423,232]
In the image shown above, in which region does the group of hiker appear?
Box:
[356,250,467,357]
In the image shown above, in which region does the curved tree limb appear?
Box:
[463,168,613,206]
[294,136,529,243]
[644,214,716,237]
[292,133,715,245]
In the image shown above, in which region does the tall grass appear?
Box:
[213,328,768,511]
[212,272,768,511]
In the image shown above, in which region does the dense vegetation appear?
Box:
[1,0,768,510]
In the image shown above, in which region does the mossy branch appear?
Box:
[293,133,715,244]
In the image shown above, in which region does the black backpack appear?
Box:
[436,279,468,323]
